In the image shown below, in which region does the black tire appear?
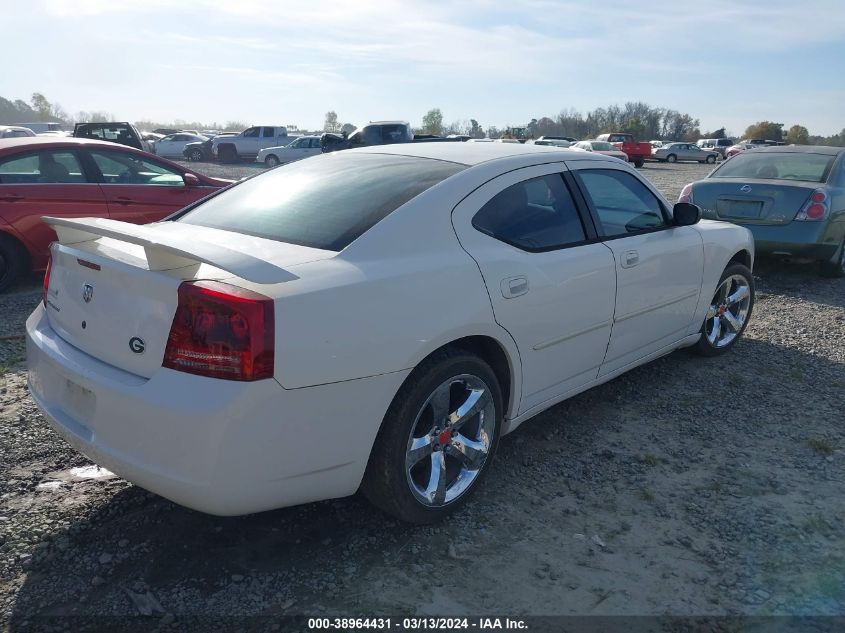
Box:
[706,155,716,164]
[264,155,280,168]
[218,145,238,164]
[361,348,503,524]
[693,263,755,357]
[819,238,845,278]
[633,158,645,168]
[188,149,204,161]
[0,233,27,293]
[666,154,677,163]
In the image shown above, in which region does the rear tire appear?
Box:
[693,263,754,357]
[633,158,645,168]
[666,154,677,163]
[362,348,503,524]
[0,234,27,293]
[819,238,845,278]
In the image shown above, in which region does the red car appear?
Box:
[0,137,230,291]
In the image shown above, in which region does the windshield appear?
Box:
[176,153,465,251]
[713,152,835,183]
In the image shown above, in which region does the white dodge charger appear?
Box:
[26,143,755,523]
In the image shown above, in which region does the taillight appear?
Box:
[42,248,53,307]
[163,281,274,381]
[678,183,694,204]
[795,189,830,222]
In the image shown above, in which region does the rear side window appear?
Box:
[177,153,465,251]
[0,150,85,184]
[472,175,587,251]
[575,169,667,237]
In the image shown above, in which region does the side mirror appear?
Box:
[183,173,201,187]
[673,202,701,226]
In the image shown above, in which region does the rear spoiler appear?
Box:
[42,216,297,285]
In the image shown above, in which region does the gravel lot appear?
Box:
[2,160,844,630]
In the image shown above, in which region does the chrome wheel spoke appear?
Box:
[448,388,486,430]
[722,310,743,333]
[446,432,488,470]
[708,315,721,343]
[407,435,435,466]
[424,451,448,505]
[428,383,452,426]
[727,284,749,305]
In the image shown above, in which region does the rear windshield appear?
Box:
[176,153,465,251]
[713,152,835,183]
[591,142,614,151]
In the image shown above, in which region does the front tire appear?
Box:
[362,348,503,524]
[693,263,754,356]
[0,234,27,293]
[819,238,845,278]
[706,155,716,164]
[264,155,280,168]
[666,154,677,163]
[188,149,204,161]
[633,158,645,168]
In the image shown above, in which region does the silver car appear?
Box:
[654,143,718,164]
[257,135,322,167]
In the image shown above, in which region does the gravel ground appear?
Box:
[2,160,844,630]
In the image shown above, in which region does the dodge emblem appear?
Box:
[82,283,94,303]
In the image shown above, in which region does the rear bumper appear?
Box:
[26,304,408,515]
[742,221,842,260]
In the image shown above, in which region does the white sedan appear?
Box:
[257,135,322,167]
[153,133,208,158]
[27,143,755,523]
[573,140,629,161]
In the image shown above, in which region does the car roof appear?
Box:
[752,145,844,156]
[0,137,141,152]
[351,141,607,166]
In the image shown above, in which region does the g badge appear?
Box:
[129,337,146,354]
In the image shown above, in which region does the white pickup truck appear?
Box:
[211,126,292,163]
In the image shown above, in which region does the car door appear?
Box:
[451,164,617,414]
[306,137,322,158]
[84,147,209,224]
[0,148,108,265]
[155,134,178,157]
[569,163,704,376]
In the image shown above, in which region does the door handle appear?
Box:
[501,276,529,299]
[622,250,639,268]
[0,194,23,202]
[115,197,135,205]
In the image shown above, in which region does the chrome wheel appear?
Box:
[404,374,495,507]
[704,274,752,348]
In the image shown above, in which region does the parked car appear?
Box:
[154,133,208,158]
[679,145,845,276]
[182,133,234,162]
[697,138,735,158]
[595,133,651,167]
[257,135,322,167]
[726,142,759,158]
[650,140,665,149]
[0,137,230,291]
[654,143,718,164]
[0,125,36,139]
[211,126,291,163]
[348,121,413,147]
[533,139,571,148]
[73,122,150,152]
[19,122,64,134]
[26,143,754,523]
[572,141,629,161]
[536,135,576,143]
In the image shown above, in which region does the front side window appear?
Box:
[242,127,260,138]
[89,150,184,186]
[472,174,587,251]
[289,138,305,148]
[575,169,667,237]
[0,150,85,184]
[176,153,464,251]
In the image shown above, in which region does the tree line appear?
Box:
[2,92,843,147]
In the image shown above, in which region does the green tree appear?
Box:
[421,108,443,136]
[785,124,809,145]
[30,92,53,119]
[744,121,783,142]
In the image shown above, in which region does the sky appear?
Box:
[2,0,844,136]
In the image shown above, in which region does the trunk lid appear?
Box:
[693,179,816,225]
[42,217,334,378]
